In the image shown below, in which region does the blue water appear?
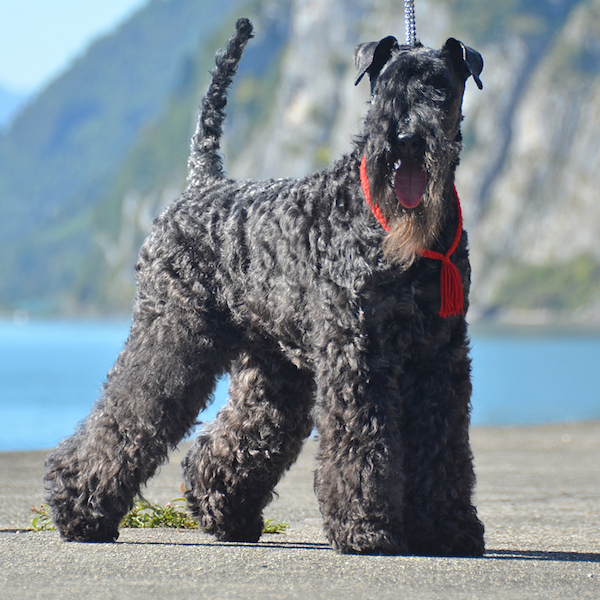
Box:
[1,320,599,451]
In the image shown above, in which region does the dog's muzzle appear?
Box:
[393,133,427,209]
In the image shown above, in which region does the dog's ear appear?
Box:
[443,38,483,90]
[354,36,400,92]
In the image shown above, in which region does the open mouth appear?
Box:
[393,160,427,209]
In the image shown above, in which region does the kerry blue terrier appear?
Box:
[44,18,485,556]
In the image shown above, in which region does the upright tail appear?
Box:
[187,18,254,186]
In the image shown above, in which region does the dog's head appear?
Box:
[354,37,483,267]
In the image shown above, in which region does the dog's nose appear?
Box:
[397,133,425,159]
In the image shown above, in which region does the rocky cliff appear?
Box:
[226,0,600,325]
[1,0,599,325]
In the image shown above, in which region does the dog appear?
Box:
[45,18,485,556]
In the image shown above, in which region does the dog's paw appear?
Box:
[328,523,408,555]
[407,513,485,557]
[445,534,485,557]
[57,519,120,543]
[409,534,484,557]
[204,515,264,543]
[46,495,121,542]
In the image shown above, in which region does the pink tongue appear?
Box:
[394,163,427,209]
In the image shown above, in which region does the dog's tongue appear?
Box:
[394,163,427,209]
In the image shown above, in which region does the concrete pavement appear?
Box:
[1,422,599,599]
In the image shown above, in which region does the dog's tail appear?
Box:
[186,18,254,186]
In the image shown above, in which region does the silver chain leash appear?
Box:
[404,0,417,46]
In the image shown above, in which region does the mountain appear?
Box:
[0,85,29,131]
[1,0,600,327]
[0,0,248,313]
[456,0,600,324]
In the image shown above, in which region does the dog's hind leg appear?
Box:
[182,347,314,542]
[44,289,236,542]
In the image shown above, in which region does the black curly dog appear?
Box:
[45,18,485,556]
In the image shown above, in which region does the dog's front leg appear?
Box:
[400,319,485,557]
[312,334,408,555]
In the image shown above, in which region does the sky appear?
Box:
[0,0,149,94]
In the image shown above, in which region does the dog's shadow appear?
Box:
[483,550,600,562]
[485,549,600,563]
[119,537,331,551]
[117,537,600,562]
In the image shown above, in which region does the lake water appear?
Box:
[1,320,599,452]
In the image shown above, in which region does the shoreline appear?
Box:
[4,314,600,336]
[2,418,600,456]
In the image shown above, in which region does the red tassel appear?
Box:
[359,155,465,318]
[419,186,465,317]
[420,249,465,318]
[439,256,464,318]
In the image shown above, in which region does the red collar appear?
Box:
[359,155,465,318]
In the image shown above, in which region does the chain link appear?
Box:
[404,0,417,46]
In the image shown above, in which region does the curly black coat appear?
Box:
[44,18,485,556]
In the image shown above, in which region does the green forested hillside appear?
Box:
[1,0,599,323]
[81,5,290,311]
[0,0,249,313]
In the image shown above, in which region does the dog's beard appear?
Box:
[382,181,443,269]
[369,146,458,269]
